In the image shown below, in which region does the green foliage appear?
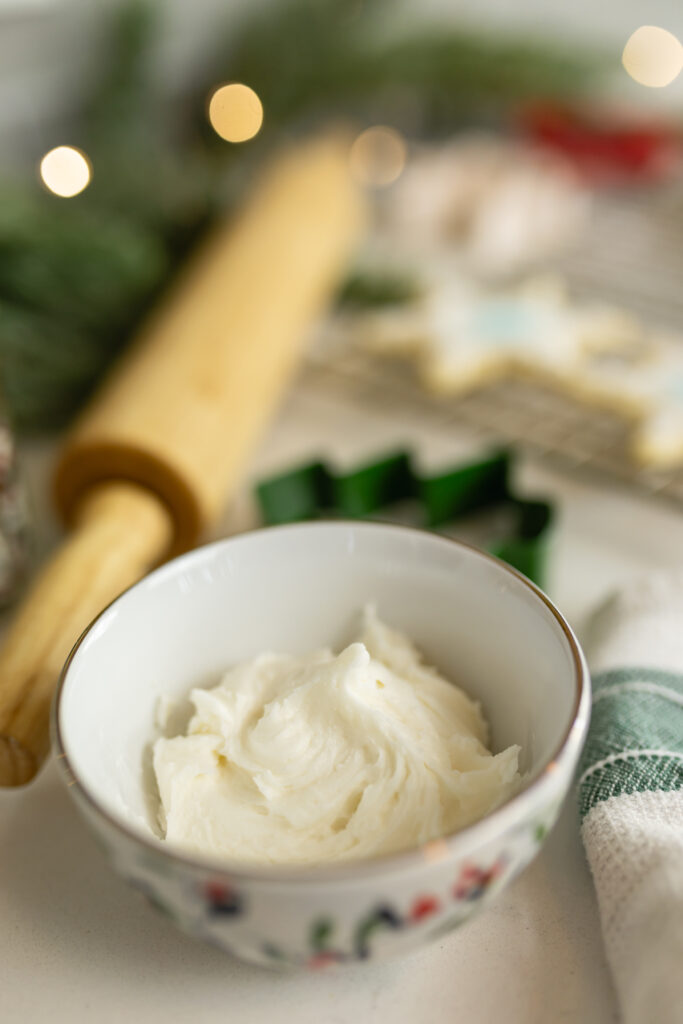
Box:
[337,267,422,308]
[0,1,207,431]
[0,197,168,329]
[0,302,108,429]
[0,199,168,428]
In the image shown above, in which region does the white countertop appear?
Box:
[5,379,683,1023]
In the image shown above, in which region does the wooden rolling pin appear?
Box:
[0,135,363,787]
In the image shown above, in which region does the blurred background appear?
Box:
[0,0,682,602]
[1,0,681,156]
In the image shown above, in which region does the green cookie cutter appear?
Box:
[255,450,554,587]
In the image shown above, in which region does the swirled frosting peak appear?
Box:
[153,608,520,865]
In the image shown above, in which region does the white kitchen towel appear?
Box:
[580,573,683,1024]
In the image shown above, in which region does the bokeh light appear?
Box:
[622,26,683,88]
[39,146,91,197]
[349,126,407,187]
[208,83,264,142]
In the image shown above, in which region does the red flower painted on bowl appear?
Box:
[453,860,505,902]
[409,895,441,922]
[203,881,243,916]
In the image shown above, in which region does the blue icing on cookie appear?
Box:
[469,301,546,346]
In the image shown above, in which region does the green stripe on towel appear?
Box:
[579,668,683,819]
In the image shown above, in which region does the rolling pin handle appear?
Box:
[0,482,173,787]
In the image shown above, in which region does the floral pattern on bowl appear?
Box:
[70,777,567,968]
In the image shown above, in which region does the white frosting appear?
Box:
[153,609,520,865]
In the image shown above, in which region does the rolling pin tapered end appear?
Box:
[0,735,37,787]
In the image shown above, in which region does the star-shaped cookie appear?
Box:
[356,275,638,395]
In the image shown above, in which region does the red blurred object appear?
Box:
[409,895,441,922]
[518,103,681,184]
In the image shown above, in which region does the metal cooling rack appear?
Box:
[303,181,683,508]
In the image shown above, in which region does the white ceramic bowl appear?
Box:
[54,522,589,968]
